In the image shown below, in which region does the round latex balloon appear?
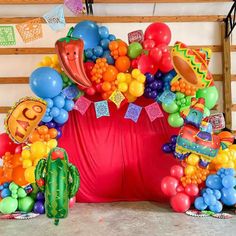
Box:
[0,133,18,157]
[18,196,35,213]
[0,197,18,214]
[137,55,158,75]
[12,166,28,186]
[72,21,100,49]
[168,113,184,127]
[128,42,143,59]
[170,193,191,213]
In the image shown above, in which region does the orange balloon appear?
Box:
[115,56,130,72]
[103,65,118,82]
[44,134,51,142]
[38,125,48,135]
[109,41,119,51]
[118,45,127,56]
[12,166,28,186]
[48,128,58,139]
[29,131,41,143]
[102,81,112,92]
[218,131,234,145]
[117,40,128,47]
[12,153,22,168]
[102,91,113,100]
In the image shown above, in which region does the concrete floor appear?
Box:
[1,202,236,236]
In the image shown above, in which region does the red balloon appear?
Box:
[176,185,184,193]
[149,47,162,63]
[161,176,179,197]
[170,193,191,213]
[185,184,199,197]
[86,86,96,96]
[158,52,173,73]
[157,44,169,54]
[144,22,171,46]
[137,54,158,75]
[170,165,184,180]
[0,133,17,158]
[95,83,103,93]
[142,39,156,50]
[15,144,24,154]
[69,196,76,208]
[84,61,95,79]
[131,59,138,69]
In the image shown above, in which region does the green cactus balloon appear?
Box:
[35,147,80,225]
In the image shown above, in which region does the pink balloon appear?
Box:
[137,54,158,75]
[170,193,191,213]
[170,165,184,180]
[161,176,179,197]
[86,86,96,96]
[185,184,199,197]
[176,185,184,193]
[142,39,156,50]
[144,22,171,46]
[157,44,169,54]
[69,196,76,208]
[158,52,173,73]
[149,47,162,63]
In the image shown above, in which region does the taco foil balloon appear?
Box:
[55,27,92,89]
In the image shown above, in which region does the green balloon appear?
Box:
[176,92,185,100]
[128,42,143,59]
[196,86,218,109]
[18,188,27,198]
[162,102,179,114]
[168,113,184,127]
[9,182,19,191]
[18,196,34,213]
[0,197,18,214]
[203,107,210,118]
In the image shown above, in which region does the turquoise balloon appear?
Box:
[128,42,143,59]
[196,86,218,109]
[162,102,179,114]
[168,113,184,127]
[18,196,34,213]
[0,197,18,214]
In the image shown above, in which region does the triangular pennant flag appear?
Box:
[74,96,91,115]
[158,90,176,105]
[64,0,83,16]
[145,102,163,122]
[43,5,66,31]
[0,26,16,46]
[94,101,110,118]
[124,103,142,123]
[16,18,43,43]
[109,90,125,108]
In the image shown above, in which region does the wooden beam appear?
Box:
[221,22,232,129]
[0,77,29,84]
[232,104,236,111]
[0,106,10,114]
[0,15,225,24]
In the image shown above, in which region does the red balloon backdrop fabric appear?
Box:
[59,97,179,203]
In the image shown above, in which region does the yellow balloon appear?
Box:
[34,158,41,166]
[118,82,128,92]
[24,166,35,183]
[51,54,59,64]
[225,161,235,169]
[47,139,58,149]
[129,81,144,97]
[42,56,52,66]
[131,69,141,79]
[184,165,196,176]
[46,146,50,156]
[124,92,137,102]
[187,154,200,166]
[125,73,132,84]
[23,159,32,168]
[117,73,126,83]
[136,74,146,83]
[218,153,229,164]
[31,141,46,159]
[22,150,31,160]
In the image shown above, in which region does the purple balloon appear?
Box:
[145,73,155,83]
[57,129,62,139]
[170,135,178,144]
[150,91,158,99]
[149,81,159,90]
[36,192,45,201]
[155,71,163,79]
[46,121,56,128]
[156,80,164,91]
[34,201,45,214]
[38,121,45,126]
[162,143,172,153]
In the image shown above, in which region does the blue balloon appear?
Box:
[222,175,236,188]
[102,50,114,64]
[1,188,11,198]
[44,98,54,108]
[224,168,235,176]
[194,197,207,211]
[0,185,3,191]
[30,67,63,98]
[221,188,236,206]
[100,39,110,49]
[72,21,100,50]
[206,174,223,190]
[98,26,109,39]
[53,95,65,109]
[42,114,53,123]
[92,55,97,61]
[85,48,93,59]
[64,100,74,112]
[3,182,10,188]
[54,109,68,124]
[203,193,216,206]
[93,46,103,57]
[209,201,223,213]
[50,107,60,117]
[108,34,116,41]
[213,190,221,200]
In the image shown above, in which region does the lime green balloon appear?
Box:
[176,92,185,100]
[168,113,184,127]
[18,196,34,213]
[9,182,19,191]
[162,102,179,114]
[18,188,27,198]
[0,197,18,214]
[196,86,218,109]
[128,42,143,59]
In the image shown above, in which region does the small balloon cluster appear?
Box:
[162,135,177,154]
[194,168,236,213]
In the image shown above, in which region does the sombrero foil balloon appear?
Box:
[171,42,214,95]
[4,97,47,143]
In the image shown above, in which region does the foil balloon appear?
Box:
[55,27,92,89]
[4,97,47,143]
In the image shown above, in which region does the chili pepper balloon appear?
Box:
[35,147,80,225]
[55,27,92,89]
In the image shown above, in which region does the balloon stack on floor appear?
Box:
[0,20,236,220]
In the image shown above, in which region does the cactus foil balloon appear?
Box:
[35,147,80,225]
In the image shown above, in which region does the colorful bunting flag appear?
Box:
[109,90,125,108]
[74,96,91,115]
[64,0,83,15]
[0,26,16,46]
[124,103,142,123]
[158,90,176,105]
[43,5,66,31]
[208,113,225,131]
[16,18,43,43]
[145,102,163,122]
[62,85,80,100]
[94,101,110,118]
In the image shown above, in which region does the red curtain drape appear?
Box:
[59,97,179,203]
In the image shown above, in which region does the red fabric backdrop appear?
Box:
[59,97,179,203]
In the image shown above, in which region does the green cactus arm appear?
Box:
[68,163,80,199]
[35,159,46,192]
